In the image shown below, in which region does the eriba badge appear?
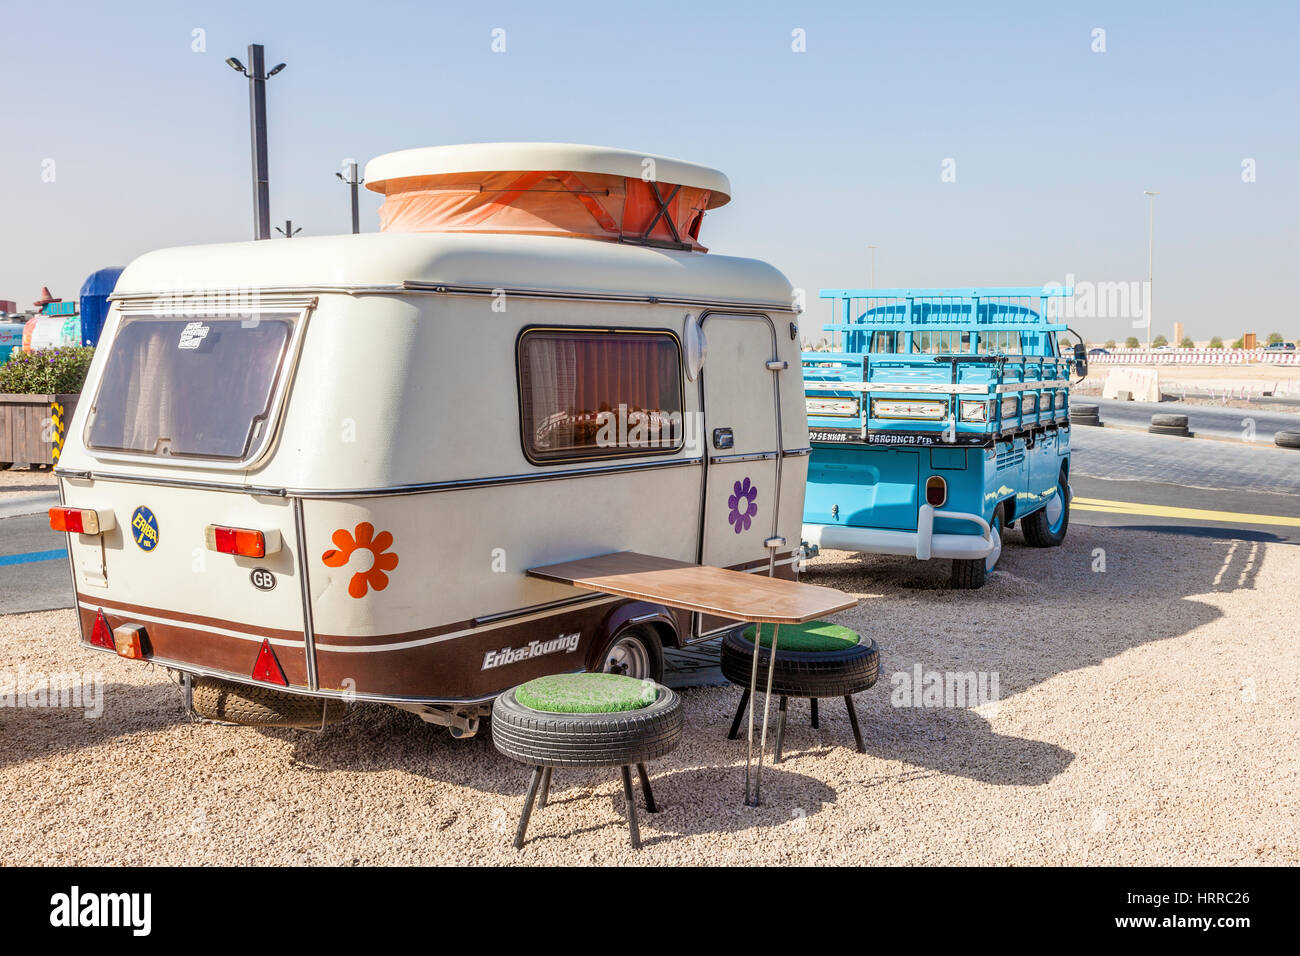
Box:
[131,506,159,552]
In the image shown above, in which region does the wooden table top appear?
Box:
[527,551,857,625]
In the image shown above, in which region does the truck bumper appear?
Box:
[802,504,994,561]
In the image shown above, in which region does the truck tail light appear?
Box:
[205,525,271,558]
[89,609,116,650]
[251,638,288,686]
[49,507,113,535]
[925,476,948,507]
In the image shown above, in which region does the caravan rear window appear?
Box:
[86,316,294,460]
[517,329,684,463]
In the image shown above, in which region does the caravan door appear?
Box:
[698,312,784,634]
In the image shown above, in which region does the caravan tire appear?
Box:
[490,685,683,768]
[719,629,879,699]
[190,676,347,728]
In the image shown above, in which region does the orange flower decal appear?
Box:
[321,522,399,598]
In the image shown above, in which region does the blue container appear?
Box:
[79,266,124,346]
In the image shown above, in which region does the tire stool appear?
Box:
[721,621,878,762]
[492,672,683,849]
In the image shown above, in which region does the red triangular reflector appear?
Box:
[89,609,115,649]
[251,638,288,686]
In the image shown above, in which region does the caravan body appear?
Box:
[53,144,810,731]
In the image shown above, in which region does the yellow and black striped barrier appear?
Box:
[50,399,67,464]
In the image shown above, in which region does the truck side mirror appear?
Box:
[1073,343,1088,378]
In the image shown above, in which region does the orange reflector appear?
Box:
[50,507,105,535]
[251,638,288,686]
[205,525,267,558]
[89,609,116,650]
[112,624,147,660]
[925,476,948,508]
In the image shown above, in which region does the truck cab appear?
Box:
[801,287,1079,588]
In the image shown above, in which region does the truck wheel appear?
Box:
[949,504,1003,590]
[190,676,347,728]
[593,625,664,684]
[1021,472,1070,547]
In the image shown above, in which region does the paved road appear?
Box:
[1085,398,1300,443]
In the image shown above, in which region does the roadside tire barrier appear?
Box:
[720,627,879,699]
[1148,423,1191,437]
[1150,413,1189,428]
[1275,430,1300,449]
[190,676,347,728]
[491,682,683,769]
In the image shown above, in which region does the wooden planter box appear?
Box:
[0,393,80,467]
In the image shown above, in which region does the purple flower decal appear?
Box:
[728,477,759,534]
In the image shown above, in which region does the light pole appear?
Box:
[226,45,286,240]
[1144,190,1158,349]
[867,244,879,288]
[336,162,363,234]
[275,220,302,239]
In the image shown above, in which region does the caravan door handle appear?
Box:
[712,427,735,449]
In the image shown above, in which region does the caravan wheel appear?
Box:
[596,626,663,684]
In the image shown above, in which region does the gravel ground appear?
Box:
[0,467,56,500]
[1,522,1296,866]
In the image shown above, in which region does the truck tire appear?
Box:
[1021,472,1070,547]
[190,676,347,728]
[1273,430,1300,449]
[490,684,683,768]
[719,628,879,699]
[949,504,1003,590]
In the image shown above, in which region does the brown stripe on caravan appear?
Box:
[75,593,304,642]
[76,604,311,688]
[314,599,615,699]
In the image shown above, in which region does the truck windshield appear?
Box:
[86,315,293,460]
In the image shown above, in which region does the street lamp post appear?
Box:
[1144,190,1158,349]
[226,44,286,241]
[336,162,363,235]
[867,244,879,288]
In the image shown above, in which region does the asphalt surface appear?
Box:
[1086,397,1300,443]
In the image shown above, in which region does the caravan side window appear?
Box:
[517,328,685,463]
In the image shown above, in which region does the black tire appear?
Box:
[719,628,879,699]
[1147,423,1190,436]
[1273,430,1300,449]
[950,504,1003,590]
[0,462,12,471]
[1021,470,1070,548]
[490,683,683,768]
[1070,403,1100,415]
[1150,413,1189,428]
[190,676,347,728]
[590,624,664,684]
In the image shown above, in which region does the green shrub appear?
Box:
[1125,336,1141,348]
[1180,337,1195,348]
[0,347,96,394]
[1209,336,1224,348]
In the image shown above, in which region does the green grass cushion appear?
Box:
[742,621,860,652]
[515,673,659,714]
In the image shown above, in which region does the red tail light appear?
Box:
[925,476,948,507]
[50,507,112,535]
[89,609,116,650]
[205,525,272,558]
[251,639,288,686]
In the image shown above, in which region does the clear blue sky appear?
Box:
[1,0,1295,341]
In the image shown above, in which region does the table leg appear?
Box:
[743,623,763,804]
[538,766,552,808]
[750,622,781,806]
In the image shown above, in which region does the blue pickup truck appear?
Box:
[801,287,1085,588]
